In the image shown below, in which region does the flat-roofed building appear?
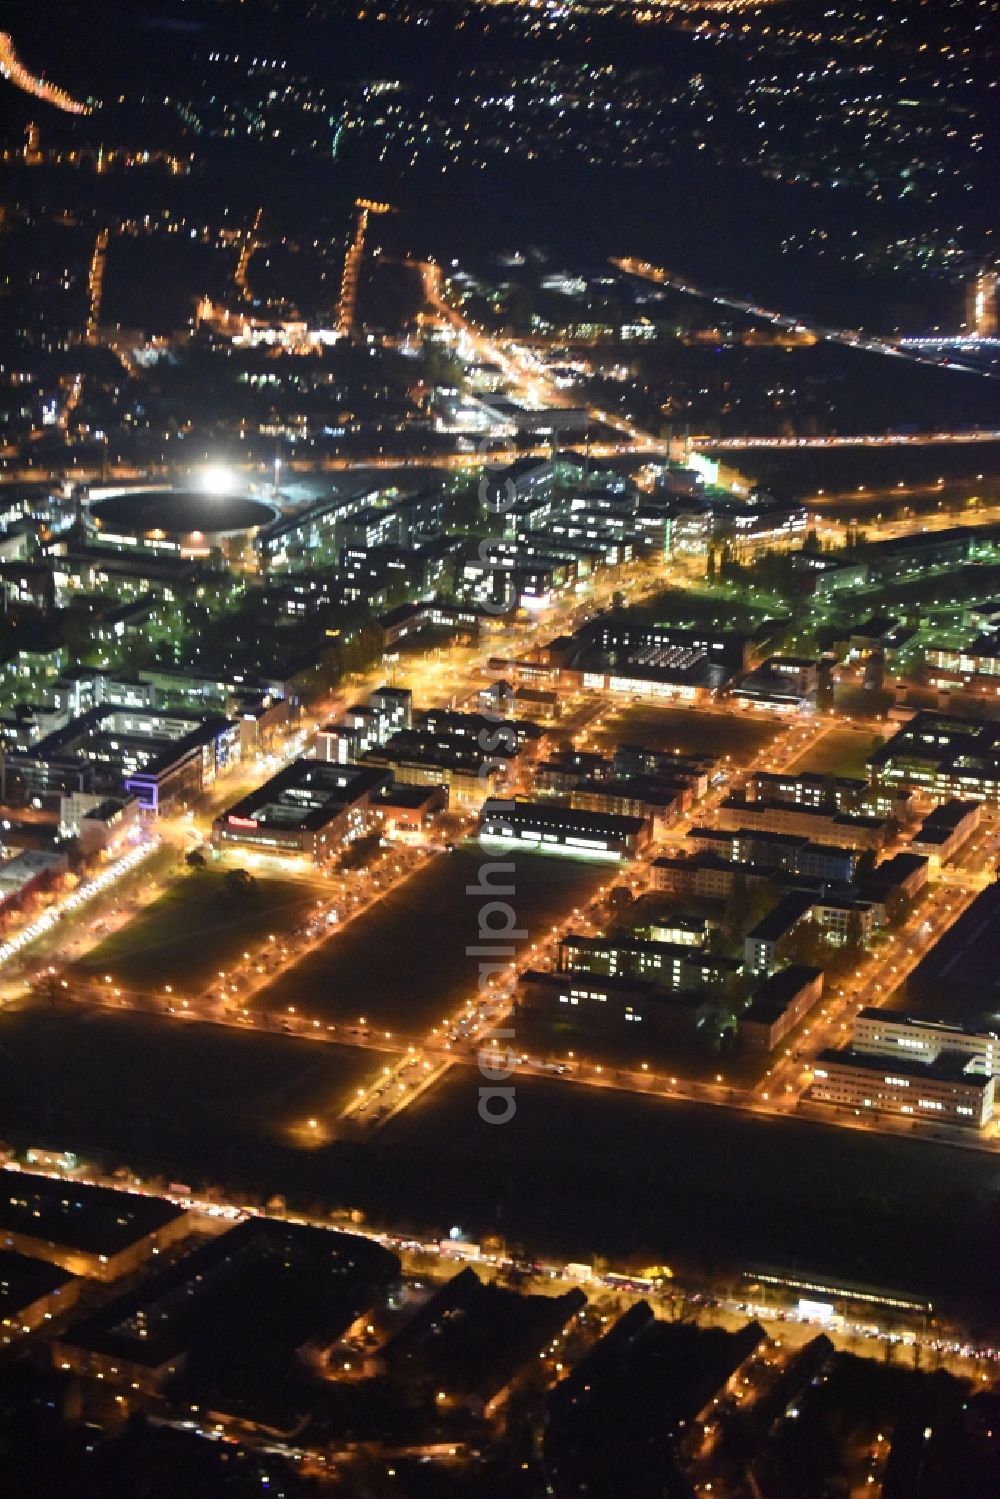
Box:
[852,1008,999,1077]
[688,826,857,883]
[53,1218,399,1399]
[570,776,683,836]
[651,852,772,900]
[731,656,819,713]
[0,1178,190,1282]
[479,798,648,861]
[2,705,240,814]
[366,731,513,810]
[368,1267,586,1418]
[744,891,816,976]
[717,794,889,851]
[810,1047,995,1129]
[370,782,446,838]
[925,634,1000,696]
[871,709,1000,806]
[909,798,981,869]
[519,968,709,1038]
[559,932,737,991]
[212,760,388,864]
[862,852,929,905]
[739,966,824,1053]
[0,1251,80,1345]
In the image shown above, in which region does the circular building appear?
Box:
[86,486,277,563]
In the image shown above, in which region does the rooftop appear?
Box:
[0,1178,186,1258]
[219,759,387,832]
[0,1249,75,1316]
[815,1047,993,1089]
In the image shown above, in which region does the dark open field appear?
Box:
[789,726,881,781]
[2,1002,999,1324]
[71,869,330,993]
[589,704,781,764]
[254,846,608,1035]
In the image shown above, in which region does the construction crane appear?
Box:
[337,197,392,338]
[235,206,263,303]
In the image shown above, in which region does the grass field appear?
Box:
[790,726,881,781]
[72,868,329,993]
[255,845,609,1035]
[383,1067,1000,1310]
[2,1004,1000,1319]
[0,1007,391,1163]
[590,704,781,764]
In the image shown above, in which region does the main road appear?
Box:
[614,256,999,382]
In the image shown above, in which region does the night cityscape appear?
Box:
[0,0,998,1493]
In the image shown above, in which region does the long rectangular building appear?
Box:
[853,1008,999,1077]
[716,795,889,851]
[479,798,648,861]
[0,1178,190,1282]
[810,1047,995,1129]
[519,969,709,1038]
[559,932,737,991]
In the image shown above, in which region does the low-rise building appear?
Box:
[871,709,1000,806]
[731,656,818,713]
[479,798,648,861]
[688,826,857,883]
[366,730,514,810]
[0,1178,190,1282]
[0,1251,80,1346]
[368,1267,586,1418]
[810,1047,995,1130]
[212,760,388,864]
[370,783,446,838]
[71,795,143,857]
[744,891,816,976]
[650,852,773,901]
[519,968,709,1038]
[717,794,890,851]
[559,932,737,991]
[852,1008,999,1077]
[745,769,908,820]
[739,965,824,1053]
[53,1218,399,1400]
[909,798,981,869]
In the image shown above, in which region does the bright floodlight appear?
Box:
[199,464,237,496]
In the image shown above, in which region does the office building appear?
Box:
[852,1008,999,1077]
[810,1048,995,1130]
[559,932,737,991]
[212,760,388,864]
[871,710,1000,807]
